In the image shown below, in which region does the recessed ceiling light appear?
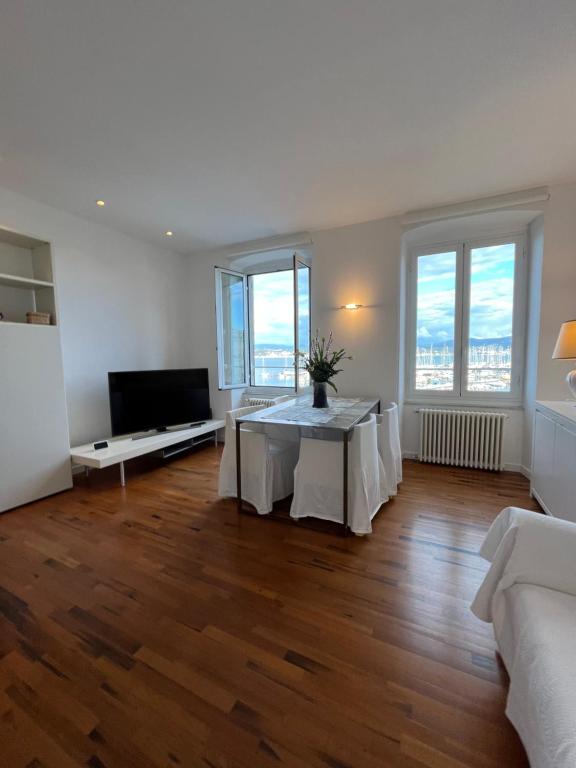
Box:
[165,230,174,237]
[95,199,106,207]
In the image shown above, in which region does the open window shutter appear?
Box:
[215,267,249,389]
[293,253,311,391]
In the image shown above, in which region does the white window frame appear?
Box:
[215,267,249,390]
[215,257,312,392]
[293,253,311,392]
[247,258,311,391]
[247,267,296,391]
[405,232,527,406]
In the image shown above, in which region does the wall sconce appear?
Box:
[341,303,363,311]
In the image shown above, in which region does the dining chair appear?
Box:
[218,405,299,514]
[289,414,386,535]
[376,402,403,497]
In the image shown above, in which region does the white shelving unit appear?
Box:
[0,227,72,513]
[0,273,54,290]
[0,230,57,324]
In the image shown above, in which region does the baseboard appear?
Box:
[531,488,552,515]
[402,451,531,476]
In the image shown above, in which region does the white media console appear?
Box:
[70,420,225,486]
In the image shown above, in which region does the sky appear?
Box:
[250,268,310,348]
[417,243,516,346]
[229,246,514,352]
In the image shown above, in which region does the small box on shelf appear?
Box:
[26,311,51,325]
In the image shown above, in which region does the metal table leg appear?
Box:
[236,420,242,513]
[119,461,126,487]
[342,431,349,536]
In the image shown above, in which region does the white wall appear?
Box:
[523,214,544,471]
[311,217,403,404]
[0,185,191,446]
[516,182,576,470]
[186,251,234,420]
[185,182,576,475]
[4,177,571,467]
[309,211,533,470]
[401,404,526,470]
[536,183,576,400]
[187,218,405,426]
[398,208,546,471]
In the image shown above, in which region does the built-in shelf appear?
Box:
[0,320,57,328]
[0,272,54,290]
[0,238,57,324]
[0,227,71,513]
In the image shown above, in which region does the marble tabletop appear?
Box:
[237,395,380,432]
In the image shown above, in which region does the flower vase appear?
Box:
[312,381,329,408]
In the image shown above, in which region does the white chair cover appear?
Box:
[376,403,402,497]
[218,406,299,514]
[289,415,386,535]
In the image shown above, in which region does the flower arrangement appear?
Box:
[299,331,351,406]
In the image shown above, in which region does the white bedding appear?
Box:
[472,509,576,628]
[472,507,576,768]
[478,506,546,561]
[497,584,576,768]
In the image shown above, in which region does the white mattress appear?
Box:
[497,584,576,768]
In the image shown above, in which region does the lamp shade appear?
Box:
[552,320,576,360]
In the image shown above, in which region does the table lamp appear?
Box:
[552,319,576,398]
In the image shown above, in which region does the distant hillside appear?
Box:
[254,343,294,352]
[255,338,513,352]
[416,336,512,349]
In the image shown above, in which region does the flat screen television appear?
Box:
[108,368,211,436]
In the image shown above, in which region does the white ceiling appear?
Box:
[1,0,575,254]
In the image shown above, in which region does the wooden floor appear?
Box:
[0,449,541,768]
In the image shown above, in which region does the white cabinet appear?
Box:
[0,229,72,512]
[532,402,576,522]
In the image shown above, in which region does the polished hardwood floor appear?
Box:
[0,449,541,768]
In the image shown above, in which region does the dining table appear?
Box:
[235,395,381,534]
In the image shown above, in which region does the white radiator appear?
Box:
[418,409,505,471]
[240,395,293,407]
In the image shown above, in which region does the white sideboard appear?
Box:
[532,401,576,521]
[71,419,225,486]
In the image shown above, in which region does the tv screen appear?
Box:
[108,369,211,436]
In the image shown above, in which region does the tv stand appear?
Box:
[131,421,207,441]
[70,419,224,487]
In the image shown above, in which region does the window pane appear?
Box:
[415,251,457,391]
[467,243,515,392]
[219,272,246,386]
[250,271,295,387]
[296,262,311,389]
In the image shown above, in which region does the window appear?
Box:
[215,269,249,389]
[215,255,310,390]
[406,235,526,403]
[249,270,295,387]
